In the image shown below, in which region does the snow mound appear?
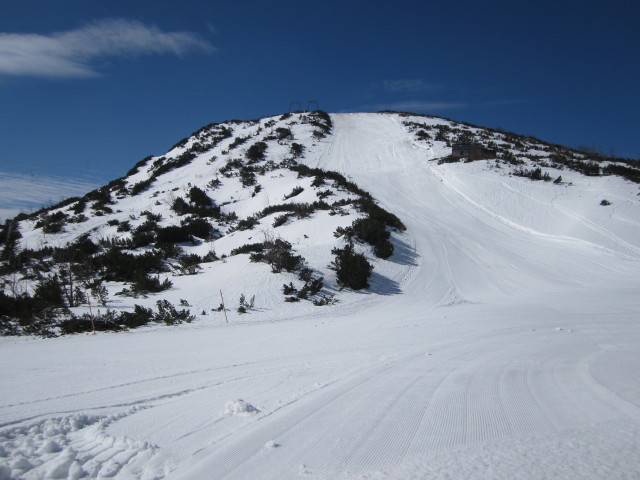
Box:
[225,399,260,416]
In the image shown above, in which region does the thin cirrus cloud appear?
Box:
[359,99,523,113]
[0,19,214,78]
[381,79,443,93]
[366,100,469,112]
[0,171,99,222]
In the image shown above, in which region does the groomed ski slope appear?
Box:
[2,113,640,479]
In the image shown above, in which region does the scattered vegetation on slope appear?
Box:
[400,112,640,184]
[0,110,401,336]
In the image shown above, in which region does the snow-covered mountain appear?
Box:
[2,111,412,335]
[1,111,640,479]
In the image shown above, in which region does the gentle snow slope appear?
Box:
[1,113,640,480]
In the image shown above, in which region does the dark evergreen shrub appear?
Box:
[131,274,172,295]
[37,211,68,233]
[290,143,305,158]
[126,155,154,176]
[583,162,601,176]
[273,214,289,227]
[53,235,100,262]
[1,219,21,250]
[231,243,264,256]
[355,198,406,231]
[291,165,371,199]
[240,166,257,186]
[117,221,131,232]
[130,178,154,195]
[178,254,201,275]
[246,142,268,163]
[156,242,183,260]
[34,276,65,307]
[71,200,86,214]
[208,177,222,189]
[416,130,431,141]
[154,299,193,324]
[254,238,303,273]
[0,292,37,330]
[284,186,304,199]
[69,214,88,224]
[172,196,189,215]
[96,248,164,282]
[188,186,213,207]
[374,240,394,259]
[182,217,215,239]
[20,310,58,337]
[276,127,293,140]
[283,282,297,295]
[298,267,313,282]
[131,229,155,248]
[236,215,260,231]
[514,167,551,181]
[156,225,192,245]
[352,218,389,246]
[330,243,373,290]
[152,151,196,177]
[118,304,154,328]
[142,210,163,222]
[299,277,323,298]
[134,218,157,232]
[228,136,249,150]
[434,125,450,142]
[307,110,332,136]
[202,250,218,262]
[603,164,640,183]
[59,313,122,334]
[84,187,113,206]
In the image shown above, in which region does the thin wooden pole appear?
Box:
[88,296,96,334]
[220,289,229,323]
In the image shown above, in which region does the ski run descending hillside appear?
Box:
[1,111,640,479]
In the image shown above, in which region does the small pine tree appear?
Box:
[330,243,373,290]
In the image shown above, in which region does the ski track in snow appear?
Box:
[2,113,640,479]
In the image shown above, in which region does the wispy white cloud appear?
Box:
[381,79,442,93]
[0,19,214,78]
[351,98,523,114]
[0,171,98,221]
[359,100,469,112]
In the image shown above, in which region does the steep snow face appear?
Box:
[1,112,640,479]
[313,113,640,306]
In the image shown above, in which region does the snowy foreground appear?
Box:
[2,114,640,479]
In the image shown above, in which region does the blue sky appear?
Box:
[0,0,638,217]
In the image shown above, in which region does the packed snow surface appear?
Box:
[2,113,640,479]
